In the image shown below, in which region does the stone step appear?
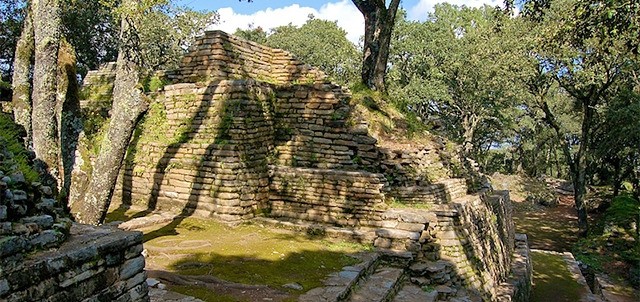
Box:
[298,253,380,302]
[347,266,405,302]
[392,284,437,302]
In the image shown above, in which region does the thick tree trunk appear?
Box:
[353,0,400,92]
[31,0,62,186]
[56,39,82,199]
[75,14,148,225]
[11,5,34,146]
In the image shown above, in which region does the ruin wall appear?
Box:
[77,30,524,300]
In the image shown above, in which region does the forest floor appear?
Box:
[503,174,639,302]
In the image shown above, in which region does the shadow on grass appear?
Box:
[150,248,361,302]
[513,204,579,252]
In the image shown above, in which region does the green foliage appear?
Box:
[137,6,216,72]
[604,195,640,231]
[0,80,11,90]
[574,195,640,285]
[388,5,518,159]
[142,74,168,92]
[233,24,268,44]
[0,0,26,78]
[62,0,119,76]
[266,16,360,85]
[0,113,39,183]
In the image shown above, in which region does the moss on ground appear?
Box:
[530,251,584,302]
[106,211,369,300]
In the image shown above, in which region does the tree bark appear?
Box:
[11,5,34,146]
[56,38,82,199]
[75,12,148,225]
[31,0,62,186]
[352,0,401,92]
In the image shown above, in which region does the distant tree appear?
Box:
[234,24,267,44]
[522,0,638,236]
[389,4,517,162]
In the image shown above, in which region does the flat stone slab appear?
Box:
[149,288,204,302]
[298,252,379,302]
[392,284,437,302]
[348,267,404,302]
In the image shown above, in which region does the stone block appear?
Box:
[119,256,145,280]
[30,230,64,248]
[0,236,27,258]
[375,228,420,240]
[0,205,6,220]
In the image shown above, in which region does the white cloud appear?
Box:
[208,0,364,45]
[408,0,502,21]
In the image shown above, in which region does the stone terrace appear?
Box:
[76,30,532,301]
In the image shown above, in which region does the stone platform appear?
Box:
[0,223,148,302]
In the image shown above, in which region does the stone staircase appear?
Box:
[298,252,482,302]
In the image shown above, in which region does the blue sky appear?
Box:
[177,0,502,44]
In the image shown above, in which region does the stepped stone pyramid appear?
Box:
[78,30,532,301]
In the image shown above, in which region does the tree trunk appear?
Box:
[56,39,82,199]
[31,0,62,187]
[461,114,477,158]
[75,12,148,225]
[11,5,34,147]
[572,99,594,237]
[352,0,401,92]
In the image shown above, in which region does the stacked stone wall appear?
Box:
[1,224,147,302]
[75,30,526,300]
[421,190,515,300]
[1,117,148,302]
[268,166,387,227]
[173,30,325,85]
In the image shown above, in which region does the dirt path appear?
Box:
[513,201,579,252]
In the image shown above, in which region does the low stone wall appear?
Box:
[425,190,515,300]
[1,137,71,268]
[388,178,467,204]
[375,146,450,187]
[1,117,148,302]
[496,234,532,302]
[269,166,387,227]
[1,224,147,302]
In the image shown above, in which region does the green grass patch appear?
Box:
[530,251,584,302]
[386,197,432,210]
[106,211,370,299]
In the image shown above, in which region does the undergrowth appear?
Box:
[348,83,430,142]
[574,195,640,287]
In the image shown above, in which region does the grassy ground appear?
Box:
[106,209,371,302]
[530,251,586,302]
